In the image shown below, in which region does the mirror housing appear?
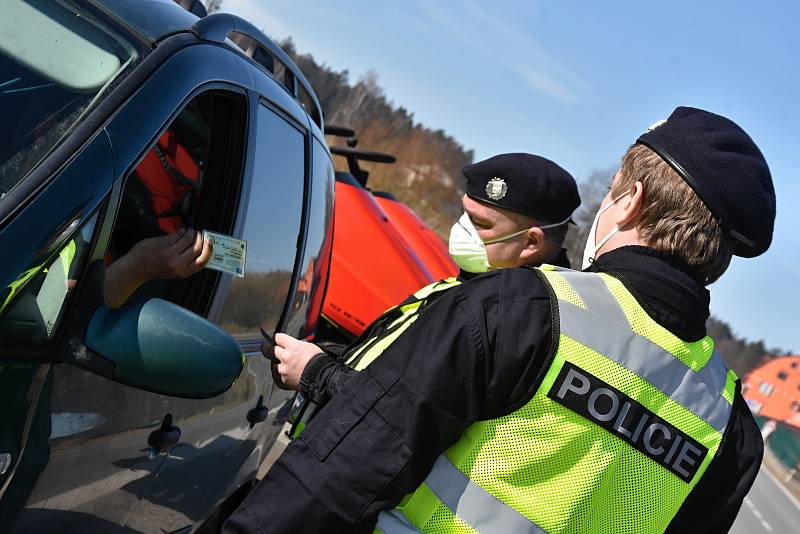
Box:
[85,297,243,398]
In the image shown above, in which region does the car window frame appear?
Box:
[41,83,249,375]
[95,82,249,312]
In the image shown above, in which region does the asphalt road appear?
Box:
[731,466,800,534]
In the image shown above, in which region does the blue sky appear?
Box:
[222,0,799,352]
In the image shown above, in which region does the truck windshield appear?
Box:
[0,0,137,201]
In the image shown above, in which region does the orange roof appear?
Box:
[742,355,800,428]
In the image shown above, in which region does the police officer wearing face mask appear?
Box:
[226,107,772,534]
[450,153,580,274]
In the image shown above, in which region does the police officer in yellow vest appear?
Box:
[225,107,773,534]
[279,153,580,423]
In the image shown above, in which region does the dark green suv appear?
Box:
[0,1,334,531]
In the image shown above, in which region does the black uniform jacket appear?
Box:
[223,247,763,534]
[298,249,571,405]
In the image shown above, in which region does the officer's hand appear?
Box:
[130,228,213,280]
[272,333,323,390]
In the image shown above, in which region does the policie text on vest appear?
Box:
[549,362,708,483]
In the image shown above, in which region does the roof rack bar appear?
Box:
[330,146,397,188]
[324,125,356,138]
[330,146,396,164]
[192,13,322,127]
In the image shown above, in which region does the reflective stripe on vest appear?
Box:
[421,456,546,534]
[346,278,461,371]
[379,266,736,534]
[546,266,735,433]
[375,457,549,534]
[376,510,422,533]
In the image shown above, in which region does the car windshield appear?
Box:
[0,0,137,201]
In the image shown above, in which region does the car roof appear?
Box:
[90,0,200,44]
[83,0,324,129]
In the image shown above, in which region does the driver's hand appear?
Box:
[270,333,323,390]
[130,228,212,280]
[104,228,213,309]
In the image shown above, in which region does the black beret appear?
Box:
[462,153,580,223]
[637,107,775,258]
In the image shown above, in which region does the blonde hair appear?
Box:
[614,144,732,284]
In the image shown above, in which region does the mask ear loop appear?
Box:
[538,214,573,230]
[483,213,574,245]
[483,226,530,245]
[591,188,633,254]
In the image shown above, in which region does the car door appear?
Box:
[133,43,338,527]
[99,38,328,531]
[73,87,253,534]
[131,101,311,531]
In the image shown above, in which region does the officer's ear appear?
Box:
[522,226,546,254]
[615,180,646,230]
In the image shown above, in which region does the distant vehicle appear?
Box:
[0,1,333,531]
[315,129,457,346]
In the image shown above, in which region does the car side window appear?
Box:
[103,90,246,315]
[214,103,305,337]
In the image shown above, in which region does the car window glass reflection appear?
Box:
[216,104,305,336]
[0,215,97,344]
[282,139,334,338]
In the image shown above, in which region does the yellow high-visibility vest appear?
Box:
[376,266,736,534]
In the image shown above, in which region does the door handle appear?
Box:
[148,413,181,458]
[247,395,268,428]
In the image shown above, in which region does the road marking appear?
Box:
[744,497,774,533]
[762,465,800,511]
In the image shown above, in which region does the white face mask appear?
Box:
[449,212,571,273]
[581,190,630,270]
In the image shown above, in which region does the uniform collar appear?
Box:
[588,246,711,341]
